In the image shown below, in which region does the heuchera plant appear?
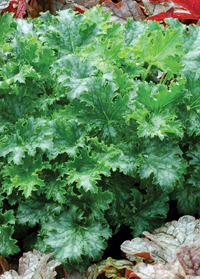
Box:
[120,215,200,279]
[0,6,200,272]
[84,216,200,279]
[2,216,200,278]
[0,250,62,279]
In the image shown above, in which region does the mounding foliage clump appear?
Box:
[1,215,200,278]
[0,6,200,272]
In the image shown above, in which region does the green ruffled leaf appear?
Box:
[0,209,20,257]
[87,137,123,172]
[124,18,147,46]
[127,80,185,140]
[52,54,98,100]
[139,140,187,191]
[79,77,129,140]
[67,148,111,193]
[181,24,200,75]
[132,108,183,140]
[123,186,169,237]
[171,184,200,215]
[0,62,40,89]
[136,79,186,111]
[16,195,63,228]
[133,28,184,78]
[1,154,51,197]
[182,72,200,136]
[39,206,112,269]
[82,41,124,73]
[81,20,124,72]
[0,96,36,125]
[0,13,14,45]
[0,118,53,164]
[47,118,85,159]
[38,9,100,57]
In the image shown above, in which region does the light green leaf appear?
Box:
[82,41,124,73]
[79,77,129,140]
[139,140,187,191]
[132,109,183,140]
[84,5,112,26]
[81,19,124,72]
[129,80,185,140]
[112,68,136,96]
[182,72,200,136]
[67,148,110,193]
[0,118,53,164]
[47,118,85,159]
[9,36,54,78]
[87,137,123,172]
[38,9,100,56]
[52,54,98,99]
[124,18,147,46]
[2,154,50,197]
[136,79,186,111]
[0,13,14,45]
[133,28,184,76]
[181,24,200,75]
[14,18,35,37]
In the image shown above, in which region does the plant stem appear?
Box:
[142,63,152,81]
[160,72,168,84]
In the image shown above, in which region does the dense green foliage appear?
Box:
[0,7,200,271]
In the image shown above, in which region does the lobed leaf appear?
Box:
[79,77,129,140]
[37,9,100,57]
[47,118,85,159]
[1,154,50,198]
[181,25,200,75]
[16,195,51,227]
[121,216,200,266]
[0,250,61,279]
[52,54,98,100]
[0,12,14,45]
[123,187,169,237]
[39,206,112,270]
[133,27,184,77]
[0,118,53,164]
[0,210,19,257]
[139,140,187,191]
[67,148,111,193]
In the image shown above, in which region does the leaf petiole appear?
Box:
[142,63,152,81]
